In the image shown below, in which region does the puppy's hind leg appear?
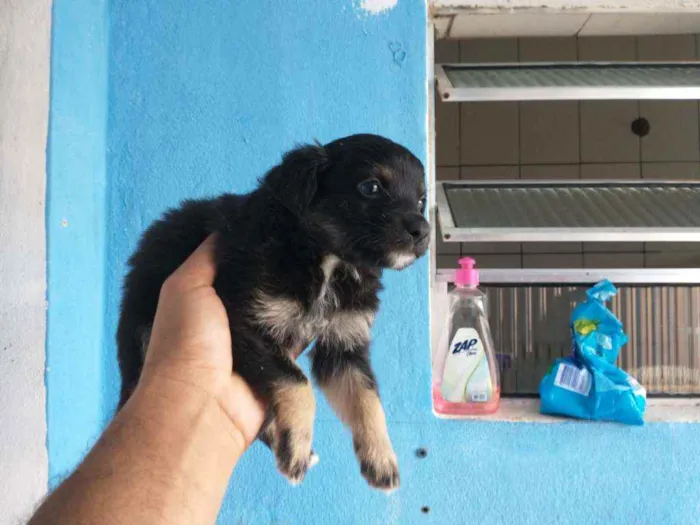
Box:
[258,411,320,475]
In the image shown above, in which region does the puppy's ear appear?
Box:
[263,144,328,215]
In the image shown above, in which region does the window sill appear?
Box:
[434,397,700,423]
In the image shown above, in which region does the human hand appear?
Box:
[136,235,264,451]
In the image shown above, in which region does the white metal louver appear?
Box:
[436,180,700,243]
[436,62,700,101]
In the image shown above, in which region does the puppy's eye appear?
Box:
[358,179,382,198]
[418,196,426,212]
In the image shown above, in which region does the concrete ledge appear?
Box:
[434,397,700,422]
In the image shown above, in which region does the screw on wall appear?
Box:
[416,447,428,458]
[631,117,651,138]
[421,506,430,514]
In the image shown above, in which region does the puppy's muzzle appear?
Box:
[402,212,430,256]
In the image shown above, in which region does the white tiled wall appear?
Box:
[435,35,700,270]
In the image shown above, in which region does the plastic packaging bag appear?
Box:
[539,280,646,425]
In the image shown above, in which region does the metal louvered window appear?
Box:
[436,181,700,243]
[434,180,700,396]
[435,62,700,101]
[432,58,700,398]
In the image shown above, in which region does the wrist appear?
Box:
[130,374,249,460]
[114,377,246,524]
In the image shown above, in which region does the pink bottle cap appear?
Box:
[455,256,479,287]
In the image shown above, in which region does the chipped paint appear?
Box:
[358,0,398,15]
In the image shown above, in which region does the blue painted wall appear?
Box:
[47,0,109,485]
[47,1,700,523]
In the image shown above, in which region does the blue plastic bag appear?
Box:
[539,280,646,425]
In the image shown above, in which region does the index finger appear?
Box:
[170,234,218,288]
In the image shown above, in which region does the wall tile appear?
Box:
[641,162,700,180]
[520,102,579,165]
[520,164,579,180]
[461,242,521,255]
[583,253,644,268]
[646,252,700,268]
[458,39,518,63]
[461,102,519,165]
[637,34,697,61]
[585,242,644,253]
[436,255,460,269]
[581,102,640,163]
[646,242,700,254]
[523,253,583,268]
[522,243,583,254]
[460,165,519,180]
[639,102,700,162]
[580,163,641,180]
[436,254,525,270]
[435,39,459,63]
[577,36,636,61]
[436,167,460,181]
[468,254,523,269]
[518,37,577,62]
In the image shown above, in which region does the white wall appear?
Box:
[434,0,700,9]
[0,0,51,522]
[434,1,700,38]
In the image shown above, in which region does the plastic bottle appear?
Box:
[432,257,500,416]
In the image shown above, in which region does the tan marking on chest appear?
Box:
[319,310,374,350]
[253,255,371,351]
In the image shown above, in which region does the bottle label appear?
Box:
[440,328,493,403]
[553,363,592,396]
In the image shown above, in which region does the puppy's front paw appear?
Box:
[275,427,314,485]
[270,381,316,486]
[354,438,400,492]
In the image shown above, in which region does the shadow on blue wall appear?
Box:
[48,1,700,524]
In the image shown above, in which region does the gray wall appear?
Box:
[0,0,51,522]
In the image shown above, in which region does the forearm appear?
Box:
[30,379,244,525]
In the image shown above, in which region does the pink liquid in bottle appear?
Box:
[432,257,500,417]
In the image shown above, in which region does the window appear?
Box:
[431,34,700,405]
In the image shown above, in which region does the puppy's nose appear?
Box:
[403,213,429,244]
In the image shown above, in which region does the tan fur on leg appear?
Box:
[321,368,399,492]
[270,380,316,485]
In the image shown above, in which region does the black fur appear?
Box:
[117,133,428,487]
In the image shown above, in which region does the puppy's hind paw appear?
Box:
[276,429,314,485]
[356,440,400,493]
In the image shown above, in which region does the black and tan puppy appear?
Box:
[117,134,429,491]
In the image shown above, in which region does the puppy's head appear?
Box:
[265,134,428,270]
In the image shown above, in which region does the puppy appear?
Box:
[117,133,429,491]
